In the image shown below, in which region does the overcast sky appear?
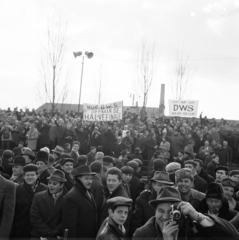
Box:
[0,0,239,119]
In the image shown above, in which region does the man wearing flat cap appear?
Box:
[130,171,174,236]
[197,182,237,221]
[30,170,68,239]
[175,168,205,210]
[97,197,133,240]
[133,186,239,240]
[184,160,208,193]
[230,170,239,183]
[121,166,134,197]
[11,164,47,239]
[62,165,98,239]
[215,165,228,183]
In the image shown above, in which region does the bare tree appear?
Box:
[172,48,195,100]
[38,15,70,113]
[135,38,157,108]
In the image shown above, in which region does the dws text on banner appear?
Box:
[169,100,199,118]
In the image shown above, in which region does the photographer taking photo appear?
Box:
[133,186,239,240]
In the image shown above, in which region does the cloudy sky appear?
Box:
[0,0,239,119]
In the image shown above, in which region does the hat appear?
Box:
[103,156,114,164]
[127,161,139,171]
[206,182,224,200]
[107,196,132,209]
[77,155,88,163]
[47,169,66,182]
[60,157,74,166]
[90,160,102,173]
[184,151,192,156]
[48,154,55,164]
[184,160,197,168]
[165,162,181,172]
[149,186,181,209]
[121,166,134,174]
[134,147,141,154]
[230,170,239,177]
[194,159,203,167]
[221,177,237,189]
[153,159,165,171]
[40,147,50,154]
[90,146,96,151]
[150,171,174,185]
[72,165,96,177]
[3,150,14,159]
[35,151,49,164]
[21,147,35,160]
[13,156,26,166]
[52,145,64,155]
[23,164,38,173]
[72,141,80,146]
[215,166,229,173]
[188,140,194,144]
[175,168,194,183]
[133,158,143,167]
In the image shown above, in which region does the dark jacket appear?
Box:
[91,174,105,214]
[129,175,145,207]
[96,217,126,240]
[193,174,208,193]
[39,168,50,185]
[10,181,47,239]
[112,142,126,158]
[30,188,68,238]
[100,184,129,227]
[198,198,238,221]
[133,215,239,240]
[207,160,218,179]
[0,175,17,240]
[12,173,24,185]
[60,169,74,191]
[130,189,156,236]
[61,179,98,239]
[198,169,214,185]
[70,150,79,166]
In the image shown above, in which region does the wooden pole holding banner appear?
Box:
[159,84,165,117]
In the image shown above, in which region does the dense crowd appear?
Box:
[1,107,239,239]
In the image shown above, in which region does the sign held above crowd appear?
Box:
[169,100,199,118]
[83,101,123,121]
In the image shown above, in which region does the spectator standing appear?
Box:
[27,123,39,151]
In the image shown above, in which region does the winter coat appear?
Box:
[11,173,24,185]
[133,215,239,240]
[207,160,218,179]
[129,175,145,208]
[27,128,39,151]
[75,129,89,153]
[38,168,50,185]
[61,179,98,239]
[10,181,47,239]
[198,169,214,185]
[39,124,51,146]
[30,188,68,238]
[102,130,116,152]
[96,217,126,240]
[170,134,184,156]
[193,174,208,193]
[49,125,57,142]
[0,175,16,239]
[112,142,126,158]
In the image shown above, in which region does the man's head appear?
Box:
[184,160,197,175]
[23,164,38,186]
[153,159,165,172]
[72,141,80,152]
[222,141,228,147]
[127,160,139,173]
[107,197,132,226]
[165,162,181,183]
[204,141,209,147]
[149,186,181,230]
[60,157,74,174]
[95,152,104,162]
[221,178,237,201]
[175,168,194,194]
[132,158,143,172]
[72,165,96,189]
[47,169,66,194]
[150,171,174,195]
[121,166,134,184]
[230,170,239,183]
[212,155,219,164]
[76,155,88,167]
[215,166,228,182]
[12,156,25,176]
[205,182,224,214]
[35,150,49,174]
[103,156,114,169]
[106,167,122,193]
[193,159,203,175]
[90,146,97,154]
[90,160,103,175]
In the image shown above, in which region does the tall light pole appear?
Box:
[73,51,94,113]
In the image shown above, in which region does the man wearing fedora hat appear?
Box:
[96,197,133,240]
[130,171,174,236]
[62,165,98,239]
[30,170,68,239]
[10,164,47,239]
[133,186,239,240]
[52,145,64,162]
[21,147,35,164]
[10,156,25,184]
[197,182,237,221]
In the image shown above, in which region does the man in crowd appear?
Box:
[21,147,35,164]
[133,186,239,240]
[86,146,97,165]
[184,160,208,193]
[215,165,229,183]
[230,170,239,183]
[175,168,205,210]
[165,162,181,183]
[207,154,220,179]
[62,165,98,239]
[10,156,25,184]
[35,150,50,185]
[69,141,80,165]
[197,182,237,221]
[121,166,134,197]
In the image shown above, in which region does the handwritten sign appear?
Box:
[83,101,123,121]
